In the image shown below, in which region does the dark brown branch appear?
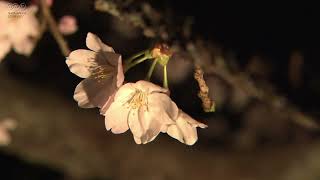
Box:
[40,0,71,56]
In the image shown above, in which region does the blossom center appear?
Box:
[127,90,148,110]
[91,65,114,82]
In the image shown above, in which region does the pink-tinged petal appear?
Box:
[168,119,198,145]
[128,109,145,139]
[167,110,207,145]
[12,37,36,56]
[167,125,183,143]
[160,125,169,133]
[58,15,78,35]
[104,101,130,134]
[128,107,164,144]
[135,80,169,94]
[74,74,117,108]
[86,32,114,53]
[148,93,179,121]
[128,93,177,144]
[112,83,137,102]
[133,135,142,144]
[99,51,121,68]
[66,50,121,78]
[99,92,116,115]
[73,80,94,108]
[179,110,208,129]
[140,119,162,144]
[102,85,133,133]
[66,49,97,78]
[0,38,11,61]
[116,56,124,88]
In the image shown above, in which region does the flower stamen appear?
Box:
[91,65,114,82]
[123,89,149,111]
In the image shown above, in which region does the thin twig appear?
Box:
[187,43,215,112]
[194,65,215,112]
[40,0,71,56]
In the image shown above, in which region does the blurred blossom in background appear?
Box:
[58,15,78,35]
[0,1,40,61]
[0,118,17,146]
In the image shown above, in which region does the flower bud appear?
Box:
[151,43,173,66]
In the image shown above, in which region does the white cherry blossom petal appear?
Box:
[167,119,197,145]
[66,33,124,112]
[148,93,179,121]
[167,110,207,145]
[98,51,121,68]
[66,49,97,78]
[129,106,171,144]
[183,112,208,129]
[73,83,95,108]
[135,80,169,94]
[131,93,178,143]
[112,83,138,102]
[99,93,116,115]
[104,99,130,134]
[74,75,117,108]
[116,56,124,88]
[133,135,142,144]
[166,125,183,143]
[103,83,143,134]
[106,81,178,144]
[86,32,114,52]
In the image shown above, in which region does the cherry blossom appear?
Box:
[66,32,124,112]
[103,80,207,145]
[167,110,207,145]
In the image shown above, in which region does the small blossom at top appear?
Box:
[66,32,124,112]
[0,1,40,61]
[103,80,207,145]
[58,15,78,35]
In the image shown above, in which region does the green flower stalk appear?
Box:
[150,43,173,88]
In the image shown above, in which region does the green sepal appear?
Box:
[156,55,170,67]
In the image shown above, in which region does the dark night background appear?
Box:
[1,0,320,179]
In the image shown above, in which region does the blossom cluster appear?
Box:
[66,32,207,145]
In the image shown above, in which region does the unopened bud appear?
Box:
[151,43,172,66]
